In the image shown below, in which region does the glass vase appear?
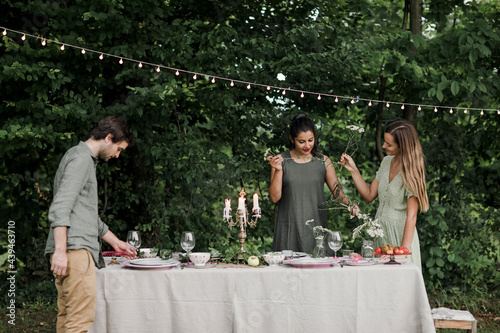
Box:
[313,237,326,258]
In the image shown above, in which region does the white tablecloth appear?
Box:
[89,262,435,333]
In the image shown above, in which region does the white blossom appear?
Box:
[264,148,272,161]
[351,209,384,240]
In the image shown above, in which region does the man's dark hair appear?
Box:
[90,116,135,146]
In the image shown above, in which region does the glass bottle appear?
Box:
[362,240,374,260]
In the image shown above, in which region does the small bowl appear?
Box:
[159,249,173,260]
[189,252,211,266]
[139,248,158,258]
[263,253,285,265]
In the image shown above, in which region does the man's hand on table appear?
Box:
[114,240,137,259]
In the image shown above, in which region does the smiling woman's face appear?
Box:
[291,130,315,156]
[382,133,400,156]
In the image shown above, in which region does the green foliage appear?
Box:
[0,0,499,299]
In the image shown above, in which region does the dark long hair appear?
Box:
[289,114,322,158]
[90,116,135,146]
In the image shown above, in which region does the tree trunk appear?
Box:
[410,0,421,35]
[403,105,416,123]
[403,0,421,122]
[376,76,388,162]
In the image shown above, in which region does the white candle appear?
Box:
[253,193,259,210]
[238,197,245,211]
[225,199,231,210]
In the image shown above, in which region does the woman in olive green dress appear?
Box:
[339,120,429,269]
[268,114,347,254]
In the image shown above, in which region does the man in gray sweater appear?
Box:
[45,116,136,332]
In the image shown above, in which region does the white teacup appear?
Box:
[139,248,158,258]
[189,252,211,266]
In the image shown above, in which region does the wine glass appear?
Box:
[127,231,141,255]
[327,231,343,259]
[180,231,195,254]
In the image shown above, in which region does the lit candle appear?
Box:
[253,193,259,210]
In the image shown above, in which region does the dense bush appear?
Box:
[0,0,499,303]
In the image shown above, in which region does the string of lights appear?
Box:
[2,26,499,115]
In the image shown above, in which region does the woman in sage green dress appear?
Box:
[339,120,429,269]
[267,114,349,254]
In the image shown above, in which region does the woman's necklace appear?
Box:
[292,150,312,162]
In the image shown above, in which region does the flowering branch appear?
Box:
[320,180,384,240]
[335,124,365,173]
[351,212,384,240]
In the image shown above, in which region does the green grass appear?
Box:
[428,287,500,333]
[0,301,57,332]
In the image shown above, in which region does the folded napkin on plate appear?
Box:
[102,251,128,257]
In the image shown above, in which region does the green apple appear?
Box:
[247,256,259,266]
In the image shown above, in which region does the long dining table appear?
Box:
[88,259,435,333]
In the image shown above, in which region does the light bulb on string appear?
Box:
[14,27,495,115]
[230,80,234,87]
[386,102,390,108]
[193,74,197,79]
[2,29,6,36]
[497,110,500,115]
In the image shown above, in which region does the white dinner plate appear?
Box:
[344,260,379,266]
[130,258,178,266]
[123,259,180,269]
[287,258,336,268]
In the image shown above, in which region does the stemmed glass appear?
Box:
[180,231,195,254]
[327,231,343,259]
[127,230,142,256]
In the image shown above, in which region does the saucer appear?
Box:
[184,262,218,269]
